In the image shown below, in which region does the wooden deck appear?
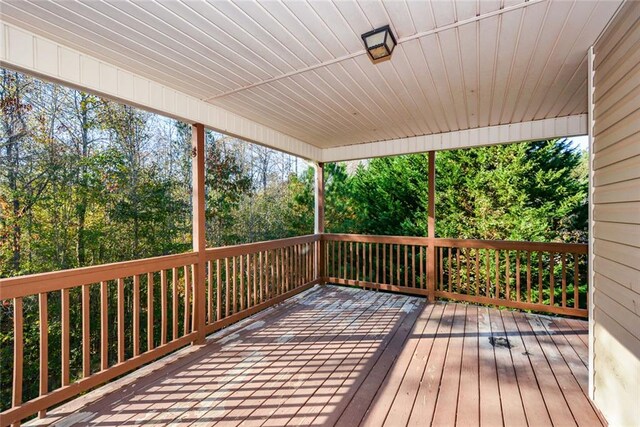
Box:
[30,285,602,426]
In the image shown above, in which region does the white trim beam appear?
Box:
[0,21,322,161]
[321,115,588,162]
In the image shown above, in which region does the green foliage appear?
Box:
[435,140,587,242]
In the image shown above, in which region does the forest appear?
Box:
[0,69,587,410]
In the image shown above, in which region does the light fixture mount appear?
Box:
[361,25,397,62]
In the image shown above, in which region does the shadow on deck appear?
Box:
[29,285,602,426]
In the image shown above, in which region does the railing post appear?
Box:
[427,151,436,302]
[192,123,206,344]
[315,162,325,283]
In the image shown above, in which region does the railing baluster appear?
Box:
[62,287,70,383]
[281,248,286,293]
[382,244,387,284]
[100,281,108,370]
[538,253,543,304]
[505,250,511,300]
[418,246,426,289]
[241,253,246,309]
[117,278,124,364]
[404,245,408,286]
[561,253,567,307]
[516,251,521,302]
[258,252,263,303]
[225,258,231,317]
[183,266,190,335]
[448,247,453,292]
[494,251,500,299]
[549,253,555,306]
[253,253,257,305]
[438,246,444,291]
[207,261,213,324]
[527,252,532,303]
[574,253,580,309]
[247,254,252,308]
[456,247,461,293]
[161,270,168,345]
[465,248,470,294]
[39,292,48,417]
[133,275,140,356]
[396,244,400,285]
[13,297,23,409]
[81,284,90,377]
[232,256,237,313]
[486,249,490,298]
[148,272,155,348]
[172,267,179,339]
[475,249,480,296]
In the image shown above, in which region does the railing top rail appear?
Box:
[0,251,199,299]
[322,233,587,254]
[433,237,587,253]
[322,233,431,245]
[205,234,319,260]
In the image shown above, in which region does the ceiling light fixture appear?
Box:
[361,25,397,62]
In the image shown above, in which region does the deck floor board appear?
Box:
[30,285,602,427]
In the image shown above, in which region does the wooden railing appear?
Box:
[0,232,587,424]
[322,234,588,317]
[203,234,320,333]
[433,238,588,317]
[0,234,320,425]
[322,234,431,297]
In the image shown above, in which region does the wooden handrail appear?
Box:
[205,234,319,259]
[0,252,198,300]
[322,233,587,253]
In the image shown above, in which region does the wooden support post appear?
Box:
[315,162,325,283]
[192,123,206,344]
[427,151,436,302]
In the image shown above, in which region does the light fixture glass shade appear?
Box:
[361,25,397,62]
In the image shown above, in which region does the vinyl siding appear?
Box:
[592,1,640,425]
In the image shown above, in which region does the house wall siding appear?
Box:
[592,1,640,425]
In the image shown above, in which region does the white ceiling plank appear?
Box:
[258,1,333,63]
[454,0,479,22]
[229,1,324,68]
[402,39,450,133]
[489,7,526,125]
[0,0,622,152]
[382,0,416,39]
[457,22,479,129]
[36,0,237,92]
[429,0,456,28]
[527,0,599,119]
[405,0,436,34]
[357,1,393,31]
[305,1,363,53]
[510,0,575,123]
[150,1,283,80]
[418,34,460,130]
[499,1,549,123]
[102,0,266,87]
[437,27,471,130]
[543,1,623,117]
[480,0,503,15]
[477,14,501,127]
[0,2,210,97]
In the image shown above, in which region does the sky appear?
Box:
[569,135,589,151]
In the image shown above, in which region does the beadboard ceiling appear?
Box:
[1,0,623,149]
